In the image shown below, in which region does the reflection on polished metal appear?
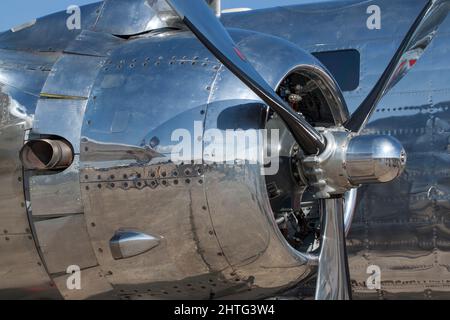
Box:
[166,0,326,155]
[315,198,351,300]
[110,230,161,260]
[206,0,222,17]
[346,135,407,185]
[1,0,448,301]
[76,27,330,299]
[344,189,358,236]
[20,139,73,170]
[95,0,182,36]
[345,0,450,132]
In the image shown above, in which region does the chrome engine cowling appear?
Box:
[3,25,351,299]
[76,29,351,299]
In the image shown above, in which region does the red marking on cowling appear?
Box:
[234,47,247,61]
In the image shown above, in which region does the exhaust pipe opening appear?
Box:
[20,139,74,170]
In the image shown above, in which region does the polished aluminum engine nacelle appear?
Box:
[75,29,347,300]
[2,21,348,299]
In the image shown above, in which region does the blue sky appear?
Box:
[0,0,324,31]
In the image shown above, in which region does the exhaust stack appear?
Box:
[20,139,73,170]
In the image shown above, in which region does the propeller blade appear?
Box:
[165,0,325,155]
[315,198,352,300]
[345,0,450,132]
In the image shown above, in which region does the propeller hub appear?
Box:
[301,129,406,199]
[346,135,407,185]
